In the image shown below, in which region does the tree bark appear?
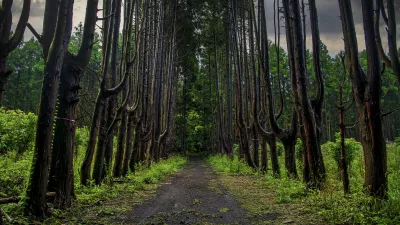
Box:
[338,0,388,198]
[289,0,325,187]
[48,0,99,208]
[25,0,73,216]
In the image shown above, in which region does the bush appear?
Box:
[295,138,303,160]
[276,141,284,156]
[75,126,89,155]
[322,132,361,168]
[208,154,254,175]
[0,151,32,197]
[0,108,37,155]
[395,136,400,146]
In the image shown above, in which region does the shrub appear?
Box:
[0,151,32,197]
[322,132,361,168]
[75,126,89,156]
[295,138,303,160]
[0,108,37,155]
[395,136,400,146]
[276,141,284,156]
[208,154,254,175]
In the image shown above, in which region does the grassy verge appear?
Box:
[1,156,187,224]
[208,148,400,225]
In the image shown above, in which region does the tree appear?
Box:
[375,0,400,84]
[4,38,43,112]
[285,0,325,187]
[81,0,133,185]
[47,0,99,208]
[338,0,387,198]
[0,0,31,105]
[25,0,74,216]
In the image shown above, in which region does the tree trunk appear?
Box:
[288,0,325,188]
[338,0,387,198]
[260,138,267,172]
[25,0,73,216]
[339,80,350,195]
[113,109,127,177]
[48,62,80,208]
[48,0,98,206]
[266,136,280,176]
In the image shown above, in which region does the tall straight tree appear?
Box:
[80,0,132,185]
[114,0,136,177]
[338,0,387,198]
[232,0,255,168]
[225,0,233,157]
[25,0,74,216]
[0,0,31,105]
[214,31,229,155]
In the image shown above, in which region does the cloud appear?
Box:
[264,0,399,55]
[11,0,88,41]
[11,0,45,17]
[11,0,400,56]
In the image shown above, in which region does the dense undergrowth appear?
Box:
[0,109,187,224]
[208,140,400,224]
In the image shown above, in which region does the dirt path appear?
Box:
[123,156,250,225]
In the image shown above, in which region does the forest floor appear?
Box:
[121,156,322,225]
[39,156,322,225]
[122,155,250,224]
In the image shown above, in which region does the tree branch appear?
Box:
[6,0,31,53]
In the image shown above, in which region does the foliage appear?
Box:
[396,136,400,146]
[208,143,400,224]
[322,133,361,168]
[73,156,187,205]
[4,38,44,112]
[0,108,37,155]
[207,154,255,175]
[295,138,303,161]
[1,154,187,223]
[0,125,92,198]
[0,151,32,198]
[75,126,89,154]
[276,141,284,157]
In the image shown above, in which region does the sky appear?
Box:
[10,0,400,56]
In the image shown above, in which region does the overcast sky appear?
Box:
[10,0,400,55]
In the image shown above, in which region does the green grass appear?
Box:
[208,142,400,225]
[1,155,187,224]
[0,111,188,223]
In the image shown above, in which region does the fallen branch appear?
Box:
[0,208,12,223]
[0,192,56,205]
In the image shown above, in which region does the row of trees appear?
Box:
[2,0,190,217]
[190,0,399,200]
[1,0,400,218]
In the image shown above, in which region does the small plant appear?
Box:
[192,199,201,205]
[218,207,229,212]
